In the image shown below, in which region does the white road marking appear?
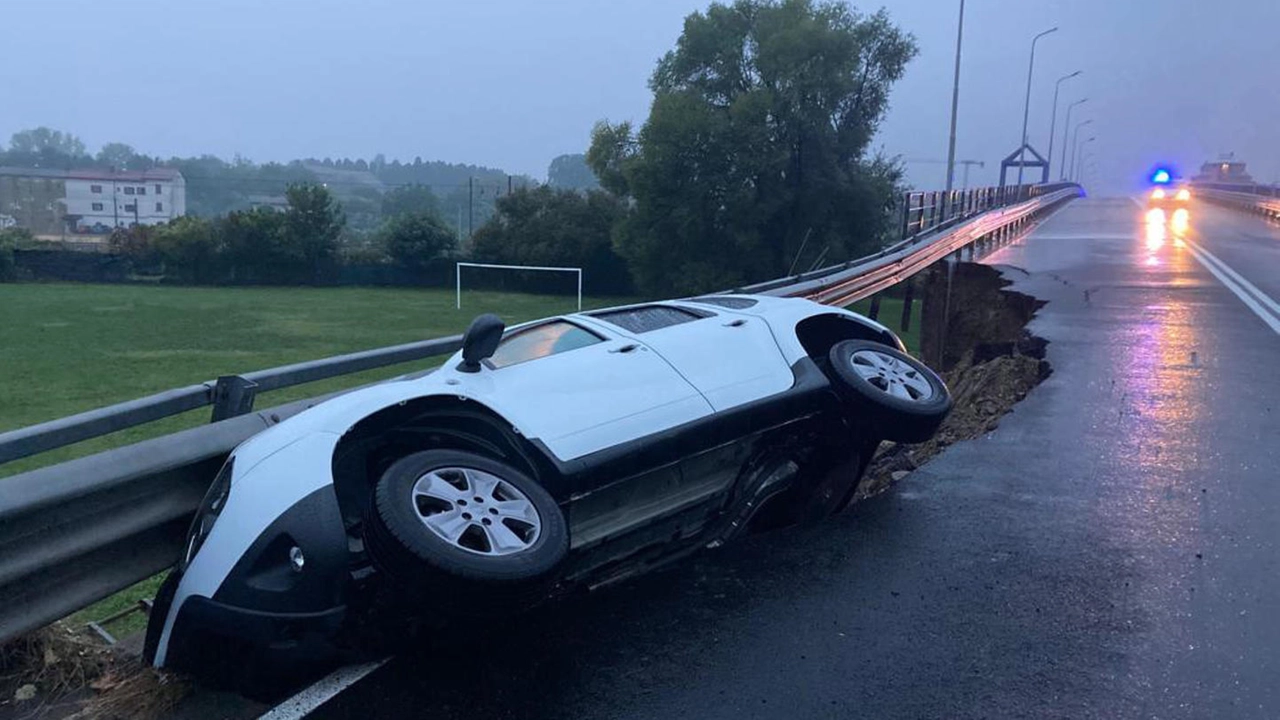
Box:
[1128,194,1280,335]
[1182,239,1280,336]
[258,657,391,720]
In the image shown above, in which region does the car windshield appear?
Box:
[488,321,602,369]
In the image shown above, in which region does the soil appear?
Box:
[858,263,1051,498]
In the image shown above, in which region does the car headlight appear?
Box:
[180,458,233,570]
[1151,188,1166,200]
[1176,188,1191,201]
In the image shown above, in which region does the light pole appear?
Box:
[1046,71,1081,181]
[1072,137,1097,183]
[1016,26,1059,185]
[945,0,966,191]
[1067,119,1093,183]
[1060,98,1088,179]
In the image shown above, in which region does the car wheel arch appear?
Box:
[795,313,903,362]
[330,396,561,534]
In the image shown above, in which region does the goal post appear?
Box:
[455,262,583,311]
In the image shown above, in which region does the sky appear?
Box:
[1,0,1278,195]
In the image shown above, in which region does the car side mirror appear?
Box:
[457,314,504,373]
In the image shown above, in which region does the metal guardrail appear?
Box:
[1190,183,1280,220]
[0,182,1082,644]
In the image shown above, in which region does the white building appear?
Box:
[0,166,186,234]
[62,168,187,229]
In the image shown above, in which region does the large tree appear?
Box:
[588,0,916,295]
[283,183,345,283]
[547,154,600,192]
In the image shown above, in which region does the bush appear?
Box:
[0,228,29,281]
[470,186,633,295]
[379,212,457,272]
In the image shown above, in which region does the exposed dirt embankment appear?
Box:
[859,263,1050,498]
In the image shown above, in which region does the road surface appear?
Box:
[274,197,1280,719]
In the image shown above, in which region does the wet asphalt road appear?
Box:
[300,197,1280,719]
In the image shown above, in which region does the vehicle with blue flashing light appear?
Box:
[142,294,952,691]
[1146,167,1191,209]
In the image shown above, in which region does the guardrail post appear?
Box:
[899,279,915,333]
[867,294,882,321]
[210,376,259,422]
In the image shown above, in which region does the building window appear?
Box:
[90,185,103,194]
[92,202,104,211]
[124,203,137,212]
[137,186,146,195]
[155,202,163,212]
[124,187,135,195]
[155,184,162,194]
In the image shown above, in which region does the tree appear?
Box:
[587,0,916,295]
[379,212,457,272]
[8,127,86,157]
[219,207,289,283]
[97,142,140,170]
[471,186,632,294]
[283,183,345,283]
[381,184,442,219]
[547,154,600,191]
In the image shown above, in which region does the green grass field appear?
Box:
[0,282,628,637]
[0,281,916,638]
[849,295,922,354]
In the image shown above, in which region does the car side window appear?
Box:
[488,321,604,369]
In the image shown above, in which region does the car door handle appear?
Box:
[610,343,640,354]
[724,319,748,327]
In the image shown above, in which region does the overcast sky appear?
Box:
[2,0,1277,194]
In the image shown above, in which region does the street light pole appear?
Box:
[1068,122,1093,183]
[1046,71,1081,181]
[1016,26,1059,185]
[1073,136,1097,183]
[945,0,966,192]
[1060,98,1088,180]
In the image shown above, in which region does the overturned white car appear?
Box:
[144,294,950,686]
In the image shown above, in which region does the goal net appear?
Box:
[455,262,583,311]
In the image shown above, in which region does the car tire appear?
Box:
[366,449,568,613]
[827,339,952,444]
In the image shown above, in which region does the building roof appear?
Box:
[0,166,184,182]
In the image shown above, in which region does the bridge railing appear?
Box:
[1189,182,1280,220]
[0,182,1083,645]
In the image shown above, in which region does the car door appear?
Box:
[472,318,713,461]
[583,305,795,411]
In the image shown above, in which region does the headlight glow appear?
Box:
[1176,188,1191,201]
[1151,188,1166,200]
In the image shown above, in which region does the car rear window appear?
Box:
[488,321,603,368]
[591,305,709,333]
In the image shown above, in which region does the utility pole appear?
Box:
[468,177,474,238]
[944,0,965,192]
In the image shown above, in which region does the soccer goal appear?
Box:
[455,262,583,311]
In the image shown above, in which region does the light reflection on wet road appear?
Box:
[302,197,1280,720]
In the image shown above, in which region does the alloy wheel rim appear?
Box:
[411,467,542,556]
[849,349,935,402]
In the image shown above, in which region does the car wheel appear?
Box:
[366,449,568,612]
[827,339,952,443]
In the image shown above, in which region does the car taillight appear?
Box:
[180,458,233,570]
